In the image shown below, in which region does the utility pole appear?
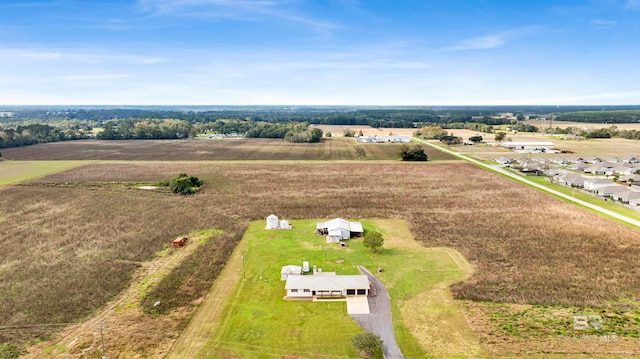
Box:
[99,322,106,359]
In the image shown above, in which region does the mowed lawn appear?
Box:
[195,220,472,359]
[0,137,455,161]
[0,160,91,185]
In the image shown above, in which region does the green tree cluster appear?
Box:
[363,231,384,252]
[351,331,382,358]
[398,145,428,161]
[97,119,192,140]
[168,173,203,195]
[0,124,84,149]
[415,125,448,139]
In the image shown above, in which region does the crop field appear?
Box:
[524,120,640,131]
[0,161,91,185]
[3,161,640,357]
[0,137,454,161]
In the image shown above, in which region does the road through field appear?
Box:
[415,138,640,228]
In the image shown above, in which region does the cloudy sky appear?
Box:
[0,0,639,105]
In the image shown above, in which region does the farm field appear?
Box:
[4,160,640,357]
[0,160,91,185]
[169,219,480,359]
[524,120,640,131]
[0,137,455,161]
[464,135,640,161]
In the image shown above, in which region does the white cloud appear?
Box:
[136,0,336,32]
[440,35,506,51]
[591,19,616,29]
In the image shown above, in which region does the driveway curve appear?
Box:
[349,266,404,359]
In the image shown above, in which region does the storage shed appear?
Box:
[280,219,291,229]
[266,214,279,229]
[280,265,302,281]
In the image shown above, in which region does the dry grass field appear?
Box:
[524,120,640,131]
[0,137,454,161]
[3,160,640,357]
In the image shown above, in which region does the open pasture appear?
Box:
[0,137,454,161]
[5,161,640,357]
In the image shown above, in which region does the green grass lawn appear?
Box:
[0,160,92,186]
[201,220,469,358]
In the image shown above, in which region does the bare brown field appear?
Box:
[525,120,640,131]
[0,137,454,161]
[310,124,418,136]
[3,162,640,357]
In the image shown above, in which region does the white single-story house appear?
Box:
[583,178,613,191]
[569,163,589,172]
[501,141,555,153]
[584,163,614,175]
[555,173,584,187]
[619,174,640,184]
[284,272,369,298]
[280,265,302,281]
[596,185,630,198]
[316,218,364,242]
[266,214,279,229]
[626,191,640,206]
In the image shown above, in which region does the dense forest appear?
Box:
[1,106,640,149]
[554,110,640,123]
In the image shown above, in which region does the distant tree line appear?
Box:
[97,119,194,140]
[0,124,86,149]
[554,110,640,123]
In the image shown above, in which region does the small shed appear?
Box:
[172,236,187,247]
[281,265,302,281]
[266,214,279,229]
[280,219,291,229]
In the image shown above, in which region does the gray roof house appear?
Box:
[583,178,613,191]
[555,173,584,187]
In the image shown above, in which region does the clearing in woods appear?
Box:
[167,219,485,359]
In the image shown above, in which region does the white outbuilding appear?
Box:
[280,265,302,281]
[279,219,291,229]
[266,214,279,229]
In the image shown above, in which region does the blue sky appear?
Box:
[0,0,638,105]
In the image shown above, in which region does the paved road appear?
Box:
[350,266,404,359]
[416,138,640,228]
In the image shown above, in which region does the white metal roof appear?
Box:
[281,265,302,274]
[285,274,369,291]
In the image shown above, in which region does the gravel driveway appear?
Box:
[349,266,404,359]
